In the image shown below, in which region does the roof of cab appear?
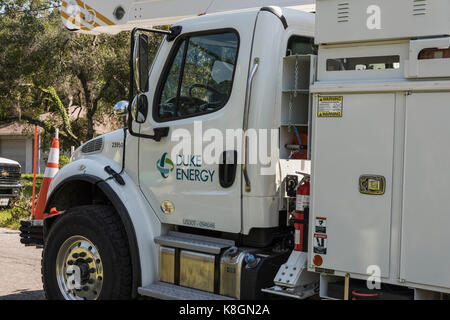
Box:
[175,6,314,37]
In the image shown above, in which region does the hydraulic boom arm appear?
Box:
[60,0,315,34]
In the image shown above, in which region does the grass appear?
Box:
[0,174,43,229]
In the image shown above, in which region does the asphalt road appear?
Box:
[0,228,45,300]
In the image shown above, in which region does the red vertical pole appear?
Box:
[32,125,37,218]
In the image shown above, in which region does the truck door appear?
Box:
[137,13,258,234]
[400,92,450,289]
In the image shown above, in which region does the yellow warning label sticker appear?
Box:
[318,96,343,118]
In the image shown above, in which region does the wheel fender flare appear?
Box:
[44,174,142,298]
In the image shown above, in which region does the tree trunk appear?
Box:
[78,71,96,141]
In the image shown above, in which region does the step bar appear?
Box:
[154,231,234,254]
[138,282,235,300]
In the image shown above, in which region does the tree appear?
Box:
[0,0,129,150]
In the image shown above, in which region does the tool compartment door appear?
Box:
[310,93,395,277]
[400,92,450,289]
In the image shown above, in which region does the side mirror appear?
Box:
[113,100,129,117]
[133,33,149,93]
[131,93,148,124]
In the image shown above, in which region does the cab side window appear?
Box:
[286,35,316,56]
[156,31,239,122]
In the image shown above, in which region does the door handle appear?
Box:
[219,151,237,188]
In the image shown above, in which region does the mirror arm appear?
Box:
[127,114,169,141]
[152,127,170,141]
[128,26,181,141]
[131,26,182,41]
[129,26,183,101]
[129,27,171,103]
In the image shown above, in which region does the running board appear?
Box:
[262,283,319,300]
[138,282,235,300]
[154,231,234,255]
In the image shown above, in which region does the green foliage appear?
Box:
[59,154,69,167]
[0,0,169,152]
[0,1,161,151]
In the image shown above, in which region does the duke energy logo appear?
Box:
[157,153,174,179]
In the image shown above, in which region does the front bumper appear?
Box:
[0,184,22,198]
[19,220,44,247]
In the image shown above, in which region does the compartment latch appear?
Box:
[359,175,386,195]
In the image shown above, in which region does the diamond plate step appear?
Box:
[138,282,235,300]
[154,231,234,255]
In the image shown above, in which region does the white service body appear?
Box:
[309,0,450,297]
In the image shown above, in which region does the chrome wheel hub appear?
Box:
[56,236,104,300]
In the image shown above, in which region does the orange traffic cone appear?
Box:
[34,130,60,220]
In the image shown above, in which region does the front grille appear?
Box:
[0,188,13,196]
[0,165,21,185]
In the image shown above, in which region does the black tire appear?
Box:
[42,205,132,300]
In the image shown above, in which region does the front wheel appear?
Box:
[42,205,132,300]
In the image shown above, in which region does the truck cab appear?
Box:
[134,7,314,242]
[32,0,450,301]
[38,6,317,300]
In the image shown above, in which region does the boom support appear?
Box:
[60,0,315,34]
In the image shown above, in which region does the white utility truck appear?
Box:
[20,0,450,300]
